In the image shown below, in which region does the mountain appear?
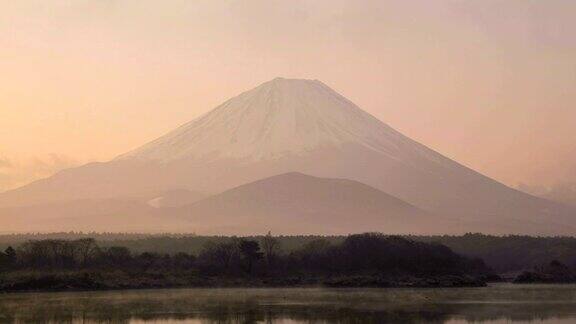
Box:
[0,77,574,234]
[546,183,576,207]
[146,189,208,208]
[0,188,207,232]
[0,189,208,233]
[180,172,454,235]
[0,173,444,234]
[519,182,576,208]
[117,78,407,162]
[0,199,183,233]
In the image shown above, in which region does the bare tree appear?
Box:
[200,241,239,272]
[75,238,98,268]
[261,231,280,268]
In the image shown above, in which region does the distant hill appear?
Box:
[179,172,457,235]
[146,189,208,208]
[1,78,574,234]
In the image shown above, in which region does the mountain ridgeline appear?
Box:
[0,78,574,235]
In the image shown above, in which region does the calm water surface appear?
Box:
[1,283,575,323]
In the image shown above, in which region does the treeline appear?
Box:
[0,233,343,256]
[0,233,490,291]
[413,233,576,273]
[195,233,489,278]
[4,232,574,273]
[514,260,576,284]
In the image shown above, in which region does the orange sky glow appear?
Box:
[1,0,575,191]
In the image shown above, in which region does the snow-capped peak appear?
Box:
[118,78,405,162]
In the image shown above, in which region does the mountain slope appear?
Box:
[146,189,208,208]
[118,78,407,162]
[180,172,451,235]
[0,199,184,233]
[0,78,574,234]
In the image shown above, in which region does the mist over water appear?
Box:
[1,284,576,323]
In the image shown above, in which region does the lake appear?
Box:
[1,283,575,323]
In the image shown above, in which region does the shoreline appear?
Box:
[0,272,486,293]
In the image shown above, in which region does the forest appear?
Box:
[0,233,490,292]
[2,232,576,273]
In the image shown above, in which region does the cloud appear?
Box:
[29,154,78,177]
[518,179,576,207]
[0,154,81,192]
[547,182,576,206]
[0,173,15,190]
[517,183,549,197]
[0,157,12,169]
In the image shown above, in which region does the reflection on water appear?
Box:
[0,284,576,323]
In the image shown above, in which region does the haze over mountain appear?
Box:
[0,199,171,233]
[519,182,576,208]
[0,78,574,234]
[180,172,450,235]
[146,189,208,209]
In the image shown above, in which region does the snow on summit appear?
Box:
[119,78,407,162]
[3,78,576,235]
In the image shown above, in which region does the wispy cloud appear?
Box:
[0,154,81,192]
[0,157,13,169]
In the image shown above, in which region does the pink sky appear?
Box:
[1,0,575,191]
